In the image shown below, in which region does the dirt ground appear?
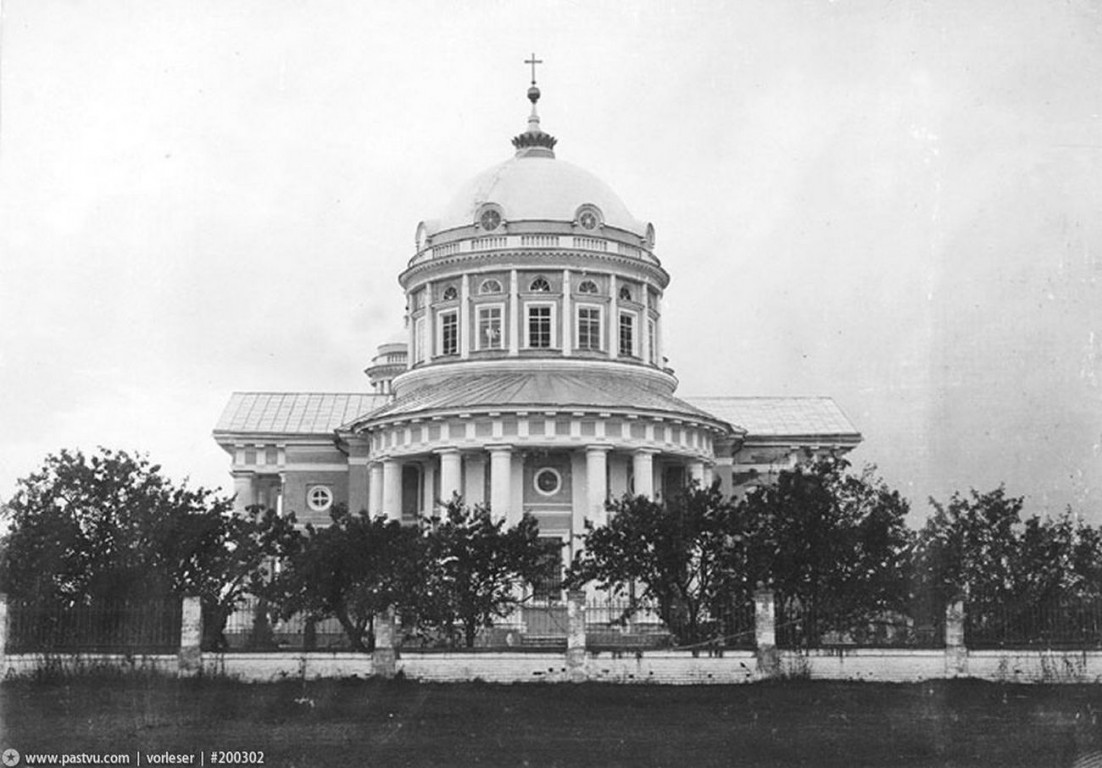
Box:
[2,676,1101,767]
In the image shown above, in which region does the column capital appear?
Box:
[486,443,515,454]
[632,448,659,456]
[584,444,613,454]
[433,446,461,456]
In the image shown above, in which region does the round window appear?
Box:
[307,486,333,512]
[534,467,562,496]
[479,208,502,231]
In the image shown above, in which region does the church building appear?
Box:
[213,68,861,571]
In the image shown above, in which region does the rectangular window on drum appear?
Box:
[440,310,459,356]
[577,306,602,351]
[478,305,503,350]
[527,305,552,348]
[619,311,636,357]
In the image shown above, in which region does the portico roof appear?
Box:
[213,390,861,446]
[684,397,861,443]
[213,392,388,438]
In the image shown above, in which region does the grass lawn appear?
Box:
[2,676,1102,767]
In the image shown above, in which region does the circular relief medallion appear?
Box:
[534,467,562,496]
[578,210,599,230]
[479,208,502,231]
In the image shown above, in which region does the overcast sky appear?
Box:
[1,0,1099,523]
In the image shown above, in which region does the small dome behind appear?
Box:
[427,155,645,237]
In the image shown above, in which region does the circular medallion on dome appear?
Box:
[575,204,603,231]
[478,207,502,231]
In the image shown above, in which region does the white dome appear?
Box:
[428,154,645,236]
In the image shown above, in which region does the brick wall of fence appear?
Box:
[4,591,1102,684]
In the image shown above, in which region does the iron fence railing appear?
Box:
[583,598,756,651]
[966,598,1102,649]
[775,599,942,650]
[218,598,354,651]
[13,592,1102,656]
[6,597,182,654]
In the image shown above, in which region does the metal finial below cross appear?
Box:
[525,53,543,85]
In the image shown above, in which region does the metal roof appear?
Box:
[213,392,387,436]
[429,155,644,236]
[213,391,860,444]
[348,371,723,427]
[684,397,861,441]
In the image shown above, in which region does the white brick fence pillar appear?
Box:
[945,596,967,677]
[179,596,203,677]
[373,608,397,678]
[754,586,779,677]
[566,590,587,682]
[0,593,8,659]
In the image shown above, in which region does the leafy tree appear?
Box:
[189,504,302,650]
[570,459,913,648]
[420,498,558,648]
[910,487,1023,615]
[739,459,914,647]
[911,488,1102,642]
[269,505,422,652]
[568,484,743,646]
[0,448,297,649]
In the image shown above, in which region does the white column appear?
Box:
[703,463,715,488]
[368,462,383,516]
[428,303,436,359]
[509,269,519,356]
[382,459,401,521]
[407,293,416,370]
[489,445,513,522]
[586,446,611,526]
[632,450,655,499]
[438,448,462,503]
[459,274,470,359]
[609,273,619,359]
[562,269,572,356]
[422,463,435,516]
[653,296,662,365]
[688,460,705,487]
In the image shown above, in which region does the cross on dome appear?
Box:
[525,53,543,86]
[513,52,557,156]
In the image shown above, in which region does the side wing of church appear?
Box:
[212,76,862,556]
